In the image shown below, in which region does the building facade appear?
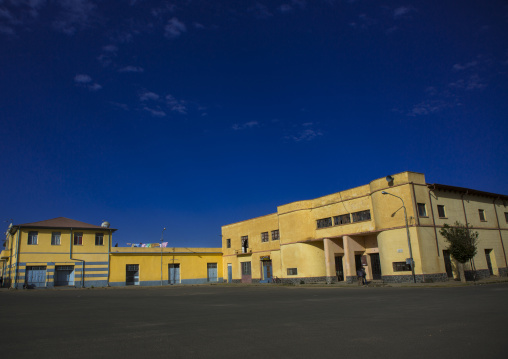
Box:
[221,172,508,284]
[0,218,223,288]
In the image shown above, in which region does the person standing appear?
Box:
[357,268,363,285]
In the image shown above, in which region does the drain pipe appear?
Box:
[69,228,85,288]
[14,227,21,289]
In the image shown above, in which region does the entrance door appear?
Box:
[227,263,232,283]
[355,254,363,270]
[126,264,140,285]
[25,266,47,288]
[370,254,382,280]
[443,250,453,278]
[241,261,252,283]
[335,256,344,281]
[168,264,180,284]
[262,260,273,283]
[55,265,75,286]
[207,263,218,282]
[485,249,494,276]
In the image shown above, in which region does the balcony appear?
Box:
[1,249,10,260]
[236,248,252,256]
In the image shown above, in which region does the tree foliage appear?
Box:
[439,221,479,264]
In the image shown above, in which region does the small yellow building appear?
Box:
[221,171,508,284]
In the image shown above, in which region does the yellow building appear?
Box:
[109,247,223,286]
[0,217,223,288]
[221,171,508,284]
[1,217,115,288]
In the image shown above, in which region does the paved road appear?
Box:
[1,284,507,358]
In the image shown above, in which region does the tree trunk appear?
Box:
[459,262,466,283]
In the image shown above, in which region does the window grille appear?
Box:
[317,217,332,229]
[352,210,371,222]
[334,214,351,225]
[271,230,279,241]
[261,232,269,242]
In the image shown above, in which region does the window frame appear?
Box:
[334,214,351,226]
[271,230,279,241]
[392,262,412,272]
[287,268,298,275]
[478,209,486,222]
[226,238,231,248]
[95,233,104,246]
[417,203,428,217]
[261,232,269,242]
[73,232,83,246]
[505,212,508,224]
[51,232,61,246]
[352,210,371,223]
[437,205,446,218]
[27,231,38,245]
[316,217,333,229]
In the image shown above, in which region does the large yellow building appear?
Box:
[221,171,508,284]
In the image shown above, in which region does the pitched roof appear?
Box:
[12,217,117,231]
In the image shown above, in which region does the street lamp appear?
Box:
[160,227,166,286]
[381,191,416,283]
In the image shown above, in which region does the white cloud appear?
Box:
[53,0,96,35]
[393,6,414,18]
[74,74,92,83]
[452,61,478,71]
[279,4,292,13]
[139,91,160,101]
[449,74,487,91]
[165,94,187,115]
[164,17,186,38]
[118,66,144,73]
[288,128,323,142]
[143,106,166,117]
[232,121,259,130]
[249,3,273,19]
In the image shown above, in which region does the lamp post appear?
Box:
[160,227,166,286]
[381,191,416,283]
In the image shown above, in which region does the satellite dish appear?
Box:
[101,221,110,228]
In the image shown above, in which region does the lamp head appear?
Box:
[382,191,388,195]
[385,175,394,183]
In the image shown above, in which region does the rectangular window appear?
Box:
[505,212,508,223]
[287,268,298,275]
[392,262,412,272]
[478,209,486,222]
[437,205,446,218]
[417,203,427,217]
[74,232,83,245]
[352,210,371,222]
[334,214,351,225]
[317,217,332,229]
[28,231,38,245]
[226,238,231,248]
[51,232,61,245]
[271,230,279,241]
[241,236,249,253]
[95,233,104,246]
[241,261,251,275]
[261,232,269,242]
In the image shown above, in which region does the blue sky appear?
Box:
[1,0,507,247]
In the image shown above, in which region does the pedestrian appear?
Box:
[357,267,363,285]
[361,267,367,285]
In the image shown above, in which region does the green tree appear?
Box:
[440,221,479,282]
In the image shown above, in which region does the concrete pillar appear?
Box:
[323,238,334,283]
[343,236,357,283]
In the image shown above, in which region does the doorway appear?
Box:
[207,263,218,282]
[485,249,494,276]
[443,250,453,278]
[227,263,232,283]
[55,265,75,286]
[241,261,252,283]
[335,256,344,281]
[370,254,382,280]
[126,264,140,285]
[261,260,272,283]
[25,266,47,288]
[168,264,180,284]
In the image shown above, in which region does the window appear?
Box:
[478,209,486,222]
[352,210,371,222]
[241,236,248,253]
[287,268,298,275]
[226,238,231,248]
[95,233,104,246]
[271,230,279,241]
[437,205,446,218]
[417,203,427,217]
[317,217,332,229]
[51,232,61,245]
[28,231,38,245]
[393,262,412,272]
[241,261,251,275]
[74,232,83,245]
[261,232,269,242]
[334,214,351,225]
[505,212,508,223]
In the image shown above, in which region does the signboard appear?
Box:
[260,256,270,261]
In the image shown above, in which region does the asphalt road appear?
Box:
[1,284,507,359]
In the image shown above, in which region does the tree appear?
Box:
[440,221,479,282]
